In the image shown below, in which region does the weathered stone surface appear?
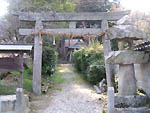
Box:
[99,79,107,93]
[32,20,43,96]
[94,85,102,94]
[102,19,115,88]
[0,94,29,113]
[19,28,102,36]
[18,10,130,22]
[108,87,115,113]
[135,63,150,96]
[115,107,150,113]
[117,15,134,25]
[106,25,146,40]
[69,22,76,28]
[106,50,149,64]
[0,95,16,112]
[33,35,42,96]
[118,64,136,96]
[115,95,148,108]
[15,88,25,113]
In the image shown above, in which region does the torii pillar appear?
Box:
[102,20,115,88]
[33,19,43,95]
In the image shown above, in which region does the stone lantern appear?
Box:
[106,15,148,96]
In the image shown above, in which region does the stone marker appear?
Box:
[118,64,137,96]
[108,87,115,113]
[94,85,102,94]
[15,88,25,113]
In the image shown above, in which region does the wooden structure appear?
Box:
[18,10,130,95]
[0,44,32,88]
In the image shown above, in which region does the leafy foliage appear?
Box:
[28,0,76,12]
[73,42,106,84]
[76,0,113,12]
[42,38,58,76]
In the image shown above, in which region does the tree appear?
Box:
[75,0,113,12]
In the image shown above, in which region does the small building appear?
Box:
[58,39,87,62]
[0,44,33,87]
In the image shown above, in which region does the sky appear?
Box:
[0,0,9,17]
[120,0,150,13]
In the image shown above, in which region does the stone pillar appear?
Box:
[108,87,115,113]
[118,40,136,96]
[118,64,136,96]
[15,88,25,113]
[69,22,76,62]
[33,20,43,95]
[69,22,76,28]
[101,19,115,88]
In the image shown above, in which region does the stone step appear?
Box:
[115,95,148,108]
[115,107,150,113]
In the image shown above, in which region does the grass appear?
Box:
[51,87,62,91]
[49,71,66,84]
[42,66,66,92]
[102,109,106,113]
[0,80,16,95]
[0,84,16,95]
[11,63,33,93]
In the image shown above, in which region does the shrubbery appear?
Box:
[42,38,58,76]
[72,42,106,84]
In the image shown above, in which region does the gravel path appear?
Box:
[30,64,106,113]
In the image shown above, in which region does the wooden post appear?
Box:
[33,20,43,95]
[101,20,115,88]
[20,52,23,88]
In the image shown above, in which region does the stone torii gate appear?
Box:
[18,11,130,95]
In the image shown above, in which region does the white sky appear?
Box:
[121,0,150,12]
[0,0,9,17]
[109,0,150,13]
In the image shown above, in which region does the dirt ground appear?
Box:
[29,64,107,113]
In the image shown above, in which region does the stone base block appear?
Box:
[0,95,29,113]
[118,64,137,96]
[115,107,150,113]
[115,95,148,108]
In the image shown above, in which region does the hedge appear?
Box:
[72,42,106,84]
[42,38,58,76]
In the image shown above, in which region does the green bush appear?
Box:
[87,61,105,84]
[11,63,33,92]
[72,42,105,84]
[42,39,58,76]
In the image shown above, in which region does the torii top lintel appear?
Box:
[19,10,130,22]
